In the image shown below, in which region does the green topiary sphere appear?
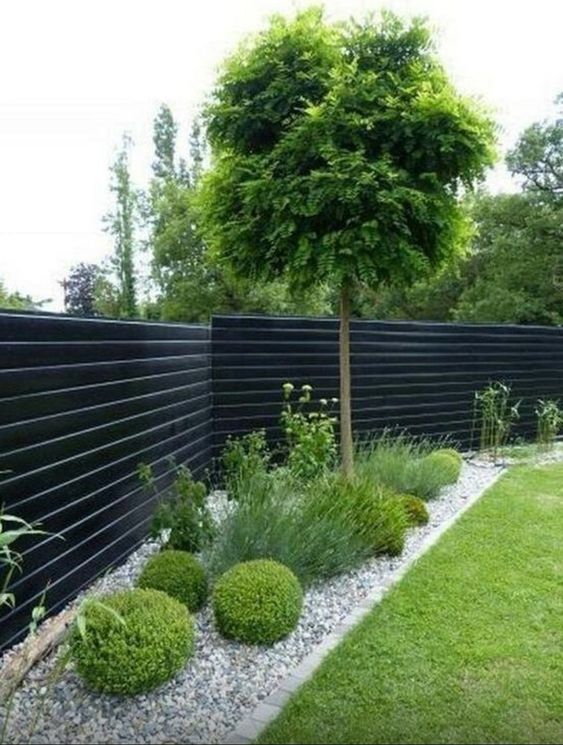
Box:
[433,448,463,467]
[70,588,194,695]
[420,451,462,487]
[138,550,208,612]
[401,494,430,526]
[213,560,303,645]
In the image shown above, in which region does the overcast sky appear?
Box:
[1,0,561,310]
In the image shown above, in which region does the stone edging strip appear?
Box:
[222,464,506,745]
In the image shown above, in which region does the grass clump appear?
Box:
[204,471,371,586]
[213,559,303,645]
[356,432,460,500]
[138,550,208,612]
[69,588,194,695]
[400,494,430,526]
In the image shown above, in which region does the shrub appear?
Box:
[221,429,271,501]
[433,448,463,467]
[401,494,430,527]
[418,451,461,489]
[213,560,303,645]
[281,382,337,479]
[144,463,215,553]
[138,550,208,612]
[473,381,520,456]
[204,470,371,586]
[322,476,409,557]
[69,589,194,695]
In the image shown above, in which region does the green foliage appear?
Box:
[0,279,46,312]
[143,462,215,553]
[356,432,453,500]
[101,133,139,318]
[318,475,408,557]
[69,588,194,695]
[473,381,520,456]
[400,494,430,526]
[204,469,371,586]
[199,8,495,294]
[419,452,461,487]
[281,383,337,479]
[433,448,463,467]
[138,550,208,612]
[221,429,271,500]
[507,92,563,201]
[535,398,563,450]
[213,559,303,645]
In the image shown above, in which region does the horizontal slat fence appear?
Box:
[212,314,563,453]
[3,309,563,650]
[0,312,212,650]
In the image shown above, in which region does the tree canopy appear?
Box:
[199,7,496,474]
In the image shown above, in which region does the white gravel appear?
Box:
[1,459,504,745]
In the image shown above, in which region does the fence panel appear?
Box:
[0,312,213,650]
[212,314,563,453]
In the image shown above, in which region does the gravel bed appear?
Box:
[1,460,504,744]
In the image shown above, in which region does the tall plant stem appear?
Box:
[339,283,354,479]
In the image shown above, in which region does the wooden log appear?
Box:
[0,608,76,700]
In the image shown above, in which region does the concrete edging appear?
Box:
[222,464,506,745]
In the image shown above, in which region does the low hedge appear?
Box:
[69,588,194,695]
[213,559,303,645]
[401,494,430,526]
[138,550,208,612]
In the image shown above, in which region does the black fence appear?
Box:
[212,314,563,452]
[0,312,212,651]
[2,309,563,650]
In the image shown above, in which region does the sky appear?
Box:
[0,0,561,311]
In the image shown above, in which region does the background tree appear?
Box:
[0,278,46,311]
[199,8,496,476]
[62,262,101,316]
[369,96,563,325]
[102,133,138,318]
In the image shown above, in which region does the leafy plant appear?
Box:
[69,588,194,695]
[418,452,461,488]
[213,559,303,645]
[535,398,563,450]
[141,461,215,553]
[138,550,208,612]
[473,382,521,456]
[281,383,338,480]
[221,429,271,500]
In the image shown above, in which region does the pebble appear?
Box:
[0,460,505,744]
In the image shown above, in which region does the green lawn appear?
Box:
[260,463,563,744]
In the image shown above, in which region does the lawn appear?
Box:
[259,463,563,744]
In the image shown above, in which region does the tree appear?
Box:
[62,262,101,316]
[507,93,563,200]
[152,104,178,181]
[198,8,496,476]
[102,133,138,318]
[0,279,45,311]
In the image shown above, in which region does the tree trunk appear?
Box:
[339,284,354,478]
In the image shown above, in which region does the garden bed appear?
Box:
[1,459,502,745]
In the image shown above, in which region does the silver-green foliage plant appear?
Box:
[281,382,338,480]
[204,471,371,586]
[535,398,563,450]
[355,432,458,500]
[473,382,520,456]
